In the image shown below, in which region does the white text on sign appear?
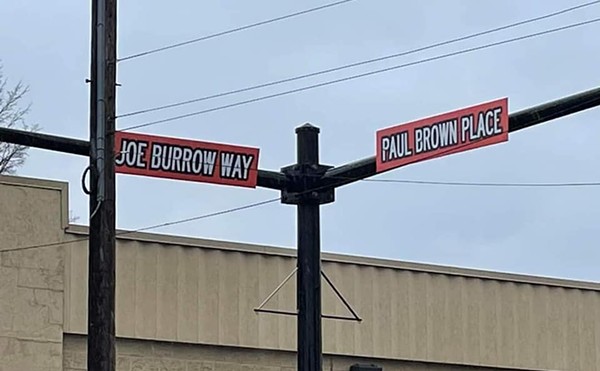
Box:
[376,98,508,172]
[114,132,260,188]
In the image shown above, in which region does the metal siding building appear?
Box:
[1,174,598,370]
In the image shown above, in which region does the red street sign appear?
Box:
[376,98,509,173]
[114,131,260,188]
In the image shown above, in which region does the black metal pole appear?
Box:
[297,198,321,371]
[281,124,334,371]
[296,125,322,371]
[0,128,89,156]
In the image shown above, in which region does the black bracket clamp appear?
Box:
[280,163,335,205]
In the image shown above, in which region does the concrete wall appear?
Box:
[0,175,68,371]
[62,334,540,371]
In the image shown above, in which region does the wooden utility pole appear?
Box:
[87,0,117,369]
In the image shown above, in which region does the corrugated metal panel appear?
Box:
[64,235,600,370]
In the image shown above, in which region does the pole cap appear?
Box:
[296,123,320,134]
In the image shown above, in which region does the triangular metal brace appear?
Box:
[254,267,362,322]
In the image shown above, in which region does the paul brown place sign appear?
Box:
[376,98,509,172]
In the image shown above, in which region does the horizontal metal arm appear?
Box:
[509,86,600,133]
[322,85,600,188]
[3,86,598,190]
[0,127,288,190]
[0,127,90,156]
[257,169,288,190]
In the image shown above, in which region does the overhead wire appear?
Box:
[6,173,598,254]
[7,139,600,255]
[115,149,600,188]
[359,178,600,187]
[116,0,600,119]
[117,17,600,132]
[0,197,281,254]
[117,0,358,62]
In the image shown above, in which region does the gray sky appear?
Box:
[2,0,599,281]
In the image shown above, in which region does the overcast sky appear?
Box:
[2,0,599,281]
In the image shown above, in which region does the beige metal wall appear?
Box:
[64,228,600,371]
[2,174,599,370]
[62,333,547,371]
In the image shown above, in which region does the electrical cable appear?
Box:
[113,149,600,188]
[361,178,600,187]
[3,174,598,253]
[131,197,280,232]
[5,168,600,254]
[89,201,102,220]
[118,17,600,132]
[117,0,358,62]
[81,165,92,195]
[0,198,281,253]
[116,0,600,119]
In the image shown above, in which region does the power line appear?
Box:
[117,0,357,63]
[133,197,280,232]
[316,174,600,187]
[117,0,600,119]
[360,178,600,187]
[4,173,599,255]
[115,150,600,188]
[0,197,280,253]
[118,17,600,132]
[8,172,596,254]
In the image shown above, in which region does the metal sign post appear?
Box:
[281,124,334,370]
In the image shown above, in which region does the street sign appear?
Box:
[114,131,260,188]
[376,98,508,173]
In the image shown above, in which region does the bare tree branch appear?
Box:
[0,62,40,174]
